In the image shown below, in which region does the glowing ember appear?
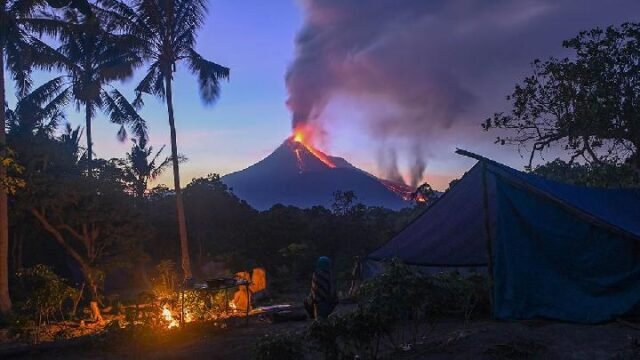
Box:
[162,305,179,329]
[291,124,337,168]
[415,193,427,203]
[184,311,194,323]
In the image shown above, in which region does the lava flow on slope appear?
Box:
[290,124,336,169]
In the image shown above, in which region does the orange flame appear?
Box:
[291,124,336,168]
[162,305,179,329]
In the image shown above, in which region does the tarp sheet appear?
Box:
[367,163,493,267]
[490,162,640,238]
[493,177,640,323]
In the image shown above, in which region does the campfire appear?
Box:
[153,268,268,329]
[162,305,180,329]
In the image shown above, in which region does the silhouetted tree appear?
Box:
[115,0,230,279]
[483,23,640,172]
[122,137,173,198]
[34,10,146,176]
[0,0,67,314]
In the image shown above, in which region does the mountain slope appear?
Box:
[222,137,411,210]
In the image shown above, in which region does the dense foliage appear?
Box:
[532,159,640,187]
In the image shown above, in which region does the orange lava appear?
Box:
[379,179,414,200]
[294,148,304,171]
[291,125,336,168]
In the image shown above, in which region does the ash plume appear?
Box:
[377,147,405,185]
[286,0,640,184]
[286,0,481,133]
[409,143,426,189]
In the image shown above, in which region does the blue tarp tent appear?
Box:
[366,150,640,323]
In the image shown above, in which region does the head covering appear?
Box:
[316,256,331,271]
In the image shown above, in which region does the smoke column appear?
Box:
[286,0,640,187]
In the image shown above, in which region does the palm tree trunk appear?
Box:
[0,51,12,315]
[165,75,192,280]
[85,104,93,177]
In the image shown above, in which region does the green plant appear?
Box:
[10,265,80,344]
[343,260,489,357]
[357,259,432,348]
[255,331,305,360]
[308,310,386,360]
[181,289,227,322]
[308,319,342,360]
[429,272,489,322]
[153,260,178,299]
[14,265,80,325]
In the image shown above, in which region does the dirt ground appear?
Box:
[3,311,640,360]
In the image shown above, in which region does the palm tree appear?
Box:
[110,0,230,279]
[32,10,147,177]
[59,122,84,161]
[124,137,175,198]
[0,0,68,315]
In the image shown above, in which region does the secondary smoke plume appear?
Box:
[377,148,404,185]
[286,0,640,187]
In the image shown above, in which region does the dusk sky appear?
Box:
[8,0,640,190]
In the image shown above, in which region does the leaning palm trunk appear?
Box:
[0,51,11,314]
[165,75,192,280]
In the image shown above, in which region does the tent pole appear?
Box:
[481,161,495,314]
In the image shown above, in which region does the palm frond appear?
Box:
[27,35,78,73]
[38,87,72,125]
[96,34,143,82]
[174,0,207,39]
[134,61,164,107]
[20,76,68,107]
[148,144,166,167]
[5,33,34,97]
[18,16,71,39]
[102,89,148,142]
[187,49,230,104]
[8,0,49,17]
[150,153,173,180]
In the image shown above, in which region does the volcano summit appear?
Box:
[221,135,413,210]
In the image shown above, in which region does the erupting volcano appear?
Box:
[222,126,414,210]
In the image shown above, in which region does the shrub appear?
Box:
[152,260,179,299]
[258,260,491,359]
[429,272,490,321]
[9,265,80,344]
[14,265,80,325]
[356,259,433,348]
[181,289,227,321]
[255,331,305,360]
